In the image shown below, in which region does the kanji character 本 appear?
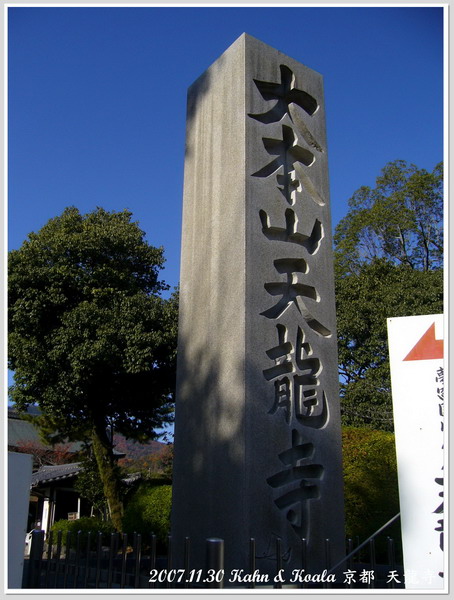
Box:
[266,428,323,539]
[252,125,325,206]
[261,258,331,337]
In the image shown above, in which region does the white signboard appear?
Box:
[387,314,445,590]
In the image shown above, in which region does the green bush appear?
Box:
[49,517,115,550]
[123,483,172,549]
[342,426,402,561]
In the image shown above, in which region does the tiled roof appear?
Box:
[122,472,142,485]
[31,463,82,486]
[8,407,84,453]
[31,463,142,487]
[8,415,44,446]
[8,408,124,456]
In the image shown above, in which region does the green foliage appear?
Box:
[49,517,116,550]
[335,160,443,276]
[336,260,443,429]
[73,451,109,518]
[342,427,402,560]
[123,483,172,548]
[9,206,178,439]
[335,161,443,429]
[8,206,179,529]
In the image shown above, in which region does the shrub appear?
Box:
[123,483,172,549]
[342,426,402,561]
[49,517,115,550]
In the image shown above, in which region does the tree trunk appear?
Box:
[91,423,124,532]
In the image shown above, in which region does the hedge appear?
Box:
[122,483,172,548]
[342,426,402,560]
[49,516,116,550]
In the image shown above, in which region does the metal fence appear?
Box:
[24,528,404,590]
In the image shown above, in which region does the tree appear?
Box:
[73,450,109,519]
[336,259,443,429]
[119,443,173,481]
[334,160,443,276]
[13,439,73,469]
[158,443,174,480]
[9,207,179,531]
[334,161,443,429]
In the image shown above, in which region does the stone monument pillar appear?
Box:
[172,33,345,583]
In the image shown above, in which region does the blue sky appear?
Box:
[8,4,444,297]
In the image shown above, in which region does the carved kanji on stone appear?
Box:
[267,428,324,538]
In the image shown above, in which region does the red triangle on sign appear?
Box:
[403,322,443,361]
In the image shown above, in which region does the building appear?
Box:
[8,406,133,534]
